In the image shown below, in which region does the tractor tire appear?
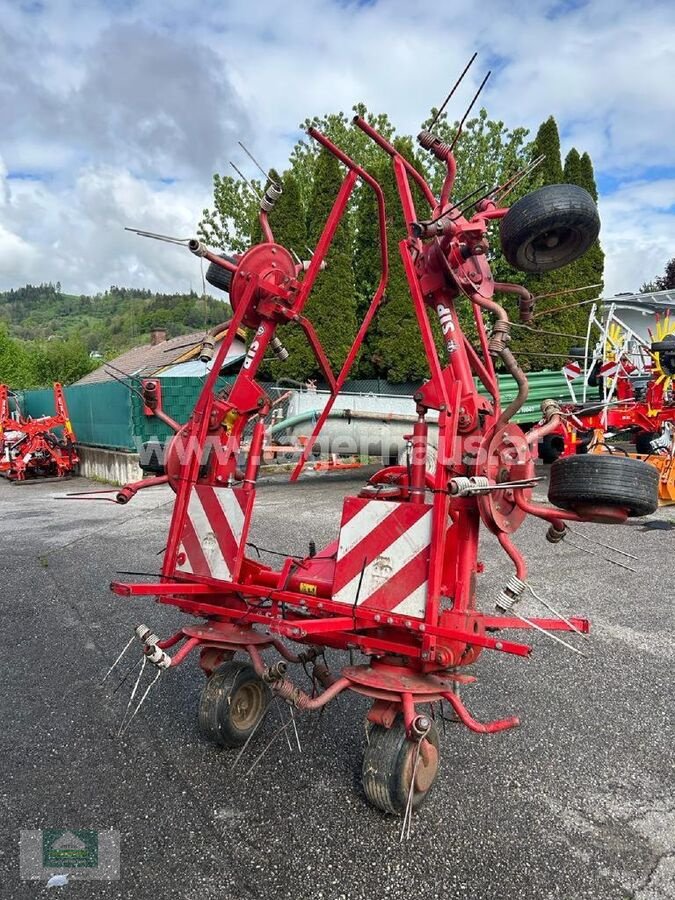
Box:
[548,454,659,518]
[635,431,659,455]
[205,253,237,294]
[538,432,565,464]
[198,661,271,748]
[362,716,440,816]
[500,184,600,273]
[568,346,588,361]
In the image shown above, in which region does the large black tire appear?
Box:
[362,716,440,816]
[198,661,271,748]
[635,431,659,455]
[205,253,237,294]
[548,454,659,517]
[500,184,600,273]
[538,432,565,464]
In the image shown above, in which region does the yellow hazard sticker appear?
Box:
[299,582,318,596]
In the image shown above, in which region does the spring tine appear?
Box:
[231,703,273,770]
[245,718,296,777]
[400,742,422,842]
[99,636,135,686]
[274,699,294,752]
[118,657,147,736]
[565,537,637,574]
[118,669,161,736]
[111,655,144,695]
[289,707,302,754]
[428,52,478,129]
[512,609,584,655]
[230,161,262,201]
[566,526,638,561]
[526,584,588,639]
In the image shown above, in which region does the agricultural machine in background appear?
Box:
[0,383,78,482]
[102,61,660,821]
[538,304,675,503]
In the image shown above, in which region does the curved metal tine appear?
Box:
[274,699,294,753]
[99,636,135,686]
[230,162,263,201]
[244,717,296,777]
[118,657,147,736]
[428,52,478,129]
[564,536,637,574]
[566,525,638,561]
[118,669,162,736]
[289,706,302,754]
[400,742,422,842]
[512,609,584,655]
[124,227,191,245]
[111,655,144,695]
[238,141,277,187]
[526,583,588,639]
[230,703,273,770]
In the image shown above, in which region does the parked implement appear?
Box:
[539,306,675,504]
[0,383,78,481]
[109,90,658,818]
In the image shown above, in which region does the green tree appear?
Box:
[278,148,357,381]
[531,116,564,185]
[260,169,309,379]
[641,257,675,292]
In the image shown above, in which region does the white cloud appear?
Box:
[0,0,673,296]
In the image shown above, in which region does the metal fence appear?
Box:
[17,381,134,450]
[15,369,572,451]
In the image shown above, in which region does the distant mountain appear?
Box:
[0,283,231,356]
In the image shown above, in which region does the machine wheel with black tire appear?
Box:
[548,454,659,517]
[362,716,440,815]
[538,432,565,464]
[198,661,271,748]
[500,184,600,274]
[205,253,237,294]
[635,431,660,455]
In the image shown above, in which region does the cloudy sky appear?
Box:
[1,0,673,298]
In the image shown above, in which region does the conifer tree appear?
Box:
[273,149,356,382]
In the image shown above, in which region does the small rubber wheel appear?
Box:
[198,660,271,748]
[635,431,659,455]
[548,454,659,517]
[500,184,600,273]
[362,716,440,816]
[538,432,564,464]
[568,346,587,361]
[205,253,237,294]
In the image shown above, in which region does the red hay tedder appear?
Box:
[102,94,659,818]
[0,383,78,482]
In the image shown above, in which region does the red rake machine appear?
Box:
[0,382,78,482]
[104,104,659,820]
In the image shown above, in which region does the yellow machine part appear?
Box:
[631,452,675,506]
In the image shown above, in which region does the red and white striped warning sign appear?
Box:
[332,498,433,619]
[562,360,582,382]
[174,485,251,581]
[599,360,620,379]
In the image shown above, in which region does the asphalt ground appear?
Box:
[0,468,673,900]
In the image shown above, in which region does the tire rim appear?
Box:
[231,681,266,731]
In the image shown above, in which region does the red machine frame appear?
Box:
[108,118,637,810]
[0,383,78,481]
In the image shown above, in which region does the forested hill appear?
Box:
[0,283,230,355]
[0,282,232,389]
